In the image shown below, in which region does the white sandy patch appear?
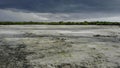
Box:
[0,30,24,34]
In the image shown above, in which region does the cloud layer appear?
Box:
[0,0,120,13]
[0,0,120,22]
[0,9,120,22]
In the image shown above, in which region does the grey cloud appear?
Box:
[0,0,120,13]
[0,9,49,22]
[0,9,120,22]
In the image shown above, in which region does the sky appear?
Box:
[0,0,120,22]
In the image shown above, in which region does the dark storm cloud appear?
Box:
[0,0,120,13]
[0,0,120,22]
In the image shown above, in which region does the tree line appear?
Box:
[0,21,120,25]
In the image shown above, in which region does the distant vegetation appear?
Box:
[0,21,120,25]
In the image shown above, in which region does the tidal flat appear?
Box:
[0,25,120,68]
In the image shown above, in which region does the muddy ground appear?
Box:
[0,25,120,68]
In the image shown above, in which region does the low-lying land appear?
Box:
[0,25,120,68]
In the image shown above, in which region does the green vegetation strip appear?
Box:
[0,21,120,25]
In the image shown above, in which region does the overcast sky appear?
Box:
[0,0,120,22]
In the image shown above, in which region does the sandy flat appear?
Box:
[0,25,120,68]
